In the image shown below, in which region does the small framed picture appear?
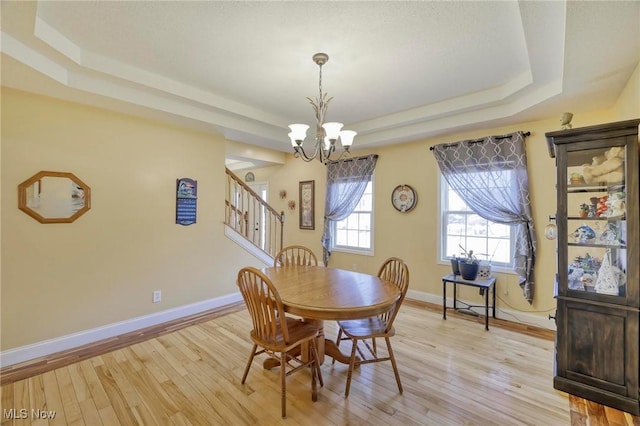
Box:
[299,180,315,230]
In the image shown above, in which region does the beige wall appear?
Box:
[612,61,640,120]
[252,71,638,322]
[253,156,327,253]
[1,88,264,351]
[1,63,637,357]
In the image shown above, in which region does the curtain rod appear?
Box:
[328,154,379,163]
[429,131,531,151]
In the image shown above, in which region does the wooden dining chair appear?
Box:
[274,245,318,267]
[333,257,409,397]
[237,266,323,418]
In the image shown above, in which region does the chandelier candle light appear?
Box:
[288,53,357,163]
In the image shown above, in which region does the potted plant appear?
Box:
[457,245,480,280]
[450,254,463,275]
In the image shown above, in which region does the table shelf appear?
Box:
[442,274,496,330]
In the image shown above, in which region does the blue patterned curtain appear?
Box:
[431,132,536,303]
[322,154,378,265]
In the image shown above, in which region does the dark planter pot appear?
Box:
[450,258,461,275]
[459,262,479,280]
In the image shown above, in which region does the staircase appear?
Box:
[224,168,284,264]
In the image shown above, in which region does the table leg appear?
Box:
[453,282,457,310]
[492,282,496,318]
[484,285,489,331]
[263,319,325,369]
[303,320,360,366]
[324,339,354,365]
[304,319,325,364]
[442,280,447,320]
[261,318,356,368]
[263,347,301,370]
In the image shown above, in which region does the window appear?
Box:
[332,180,373,254]
[440,174,514,268]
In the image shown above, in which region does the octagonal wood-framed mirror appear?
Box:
[18,171,91,223]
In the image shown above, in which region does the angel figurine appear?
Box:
[595,249,623,295]
[560,112,573,130]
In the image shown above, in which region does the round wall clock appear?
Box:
[244,172,255,182]
[391,184,417,212]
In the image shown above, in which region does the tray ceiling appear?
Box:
[2,1,639,153]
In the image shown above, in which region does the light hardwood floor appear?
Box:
[1,300,638,425]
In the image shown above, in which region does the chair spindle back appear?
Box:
[377,257,409,332]
[237,267,290,345]
[274,245,318,267]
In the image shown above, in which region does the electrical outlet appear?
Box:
[152,290,162,303]
[352,263,358,271]
[503,285,509,296]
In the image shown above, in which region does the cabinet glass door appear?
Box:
[565,146,627,297]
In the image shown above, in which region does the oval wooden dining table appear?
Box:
[260,266,401,366]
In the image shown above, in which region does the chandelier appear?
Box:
[288,53,356,163]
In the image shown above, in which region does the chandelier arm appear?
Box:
[319,145,327,164]
[295,144,320,162]
[335,149,351,162]
[319,140,339,164]
[324,149,351,165]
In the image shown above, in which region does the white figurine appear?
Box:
[560,112,573,130]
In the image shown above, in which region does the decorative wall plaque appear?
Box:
[176,178,197,225]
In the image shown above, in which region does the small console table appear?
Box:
[442,273,496,330]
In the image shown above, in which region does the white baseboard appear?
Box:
[0,293,243,369]
[406,289,556,331]
[3,228,269,369]
[1,288,554,369]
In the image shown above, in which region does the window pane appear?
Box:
[346,230,358,246]
[360,193,373,211]
[447,236,466,258]
[359,213,371,230]
[466,214,487,236]
[331,180,373,252]
[448,190,468,211]
[488,238,511,264]
[346,214,358,229]
[358,231,370,248]
[488,222,510,238]
[445,213,465,236]
[441,174,514,268]
[466,237,487,258]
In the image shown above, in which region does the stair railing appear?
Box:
[225,168,284,258]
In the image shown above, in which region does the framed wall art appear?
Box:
[299,180,315,230]
[176,177,198,225]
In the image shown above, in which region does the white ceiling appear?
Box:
[2,1,639,161]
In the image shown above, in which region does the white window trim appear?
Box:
[330,175,375,256]
[436,172,517,274]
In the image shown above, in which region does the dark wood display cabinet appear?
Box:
[546,119,640,415]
